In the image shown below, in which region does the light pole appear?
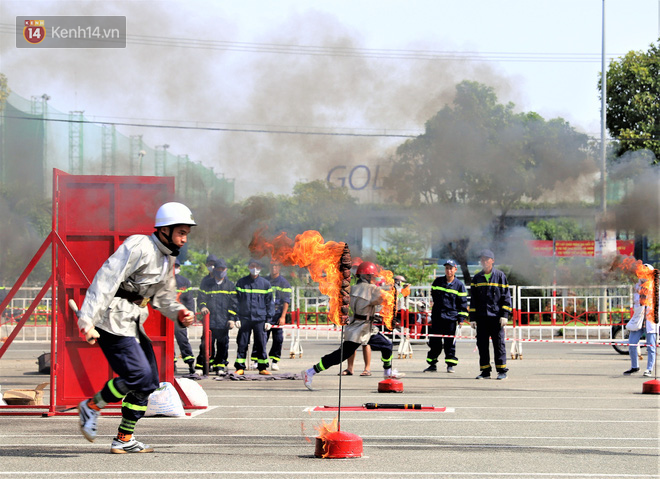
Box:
[600,0,607,215]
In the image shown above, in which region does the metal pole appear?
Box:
[600,0,607,214]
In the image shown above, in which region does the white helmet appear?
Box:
[644,263,655,271]
[154,202,196,227]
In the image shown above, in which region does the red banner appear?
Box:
[526,240,635,257]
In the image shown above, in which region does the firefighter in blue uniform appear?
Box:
[174,258,196,374]
[252,260,291,371]
[196,258,237,375]
[234,259,273,375]
[469,249,512,380]
[424,259,468,373]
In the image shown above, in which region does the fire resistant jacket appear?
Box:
[430,276,469,322]
[266,274,292,323]
[235,274,273,323]
[344,279,384,344]
[77,234,186,337]
[468,268,512,320]
[176,274,195,312]
[198,275,237,329]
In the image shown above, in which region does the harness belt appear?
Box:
[115,288,151,308]
[353,313,370,321]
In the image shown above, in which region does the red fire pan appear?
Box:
[378,378,404,393]
[315,430,363,459]
[642,379,660,394]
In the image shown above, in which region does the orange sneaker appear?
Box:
[259,370,271,375]
[235,369,244,375]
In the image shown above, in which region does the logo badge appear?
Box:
[23,20,46,45]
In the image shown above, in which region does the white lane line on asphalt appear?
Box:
[0,471,657,477]
[0,442,657,451]
[0,434,657,441]
[186,405,218,417]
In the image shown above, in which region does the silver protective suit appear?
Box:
[77,234,185,337]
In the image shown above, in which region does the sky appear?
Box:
[1,0,659,200]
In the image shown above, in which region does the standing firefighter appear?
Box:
[75,202,196,453]
[301,261,404,390]
[234,259,274,375]
[196,258,237,375]
[174,258,196,374]
[425,259,469,373]
[256,260,292,371]
[469,249,512,380]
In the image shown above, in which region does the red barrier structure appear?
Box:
[0,169,200,415]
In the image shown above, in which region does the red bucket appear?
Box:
[315,430,363,459]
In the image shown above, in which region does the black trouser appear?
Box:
[426,319,458,366]
[197,327,229,369]
[252,326,284,363]
[314,332,393,373]
[174,322,194,363]
[235,320,268,371]
[475,317,508,374]
[96,328,159,435]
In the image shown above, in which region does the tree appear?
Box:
[374,229,435,285]
[527,218,593,241]
[386,80,593,281]
[603,41,660,162]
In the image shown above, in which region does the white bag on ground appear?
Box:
[175,377,208,407]
[145,381,185,417]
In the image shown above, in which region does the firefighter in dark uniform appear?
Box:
[196,258,237,375]
[174,258,196,374]
[252,260,291,371]
[75,202,196,453]
[469,249,512,380]
[424,259,468,373]
[234,259,273,375]
[301,261,404,390]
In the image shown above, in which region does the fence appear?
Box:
[0,284,633,346]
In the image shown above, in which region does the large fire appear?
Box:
[617,256,657,323]
[378,268,396,330]
[250,228,347,326]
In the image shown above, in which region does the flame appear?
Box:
[314,416,339,458]
[378,268,396,330]
[401,285,411,297]
[250,227,346,326]
[617,257,656,323]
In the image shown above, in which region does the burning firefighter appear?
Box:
[301,261,405,390]
[623,263,657,377]
[75,202,197,453]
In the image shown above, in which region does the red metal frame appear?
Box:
[0,169,202,416]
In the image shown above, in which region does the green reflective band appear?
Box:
[317,359,326,371]
[121,401,147,412]
[236,358,246,364]
[272,286,293,293]
[472,282,509,288]
[108,378,126,400]
[258,359,268,364]
[445,359,458,365]
[236,287,272,294]
[205,290,235,295]
[177,287,193,293]
[228,310,237,315]
[182,355,194,361]
[269,356,280,362]
[381,355,392,363]
[458,312,469,317]
[431,286,467,296]
[503,306,513,312]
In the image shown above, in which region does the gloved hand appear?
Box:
[82,327,100,344]
[470,321,477,330]
[264,323,272,331]
[234,320,241,329]
[228,320,235,330]
[499,317,508,327]
[178,309,195,327]
[200,307,210,316]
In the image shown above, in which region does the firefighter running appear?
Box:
[75,202,196,453]
[301,261,404,390]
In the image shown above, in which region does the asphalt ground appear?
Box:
[0,337,659,479]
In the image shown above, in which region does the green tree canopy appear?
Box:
[526,218,593,241]
[603,41,660,162]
